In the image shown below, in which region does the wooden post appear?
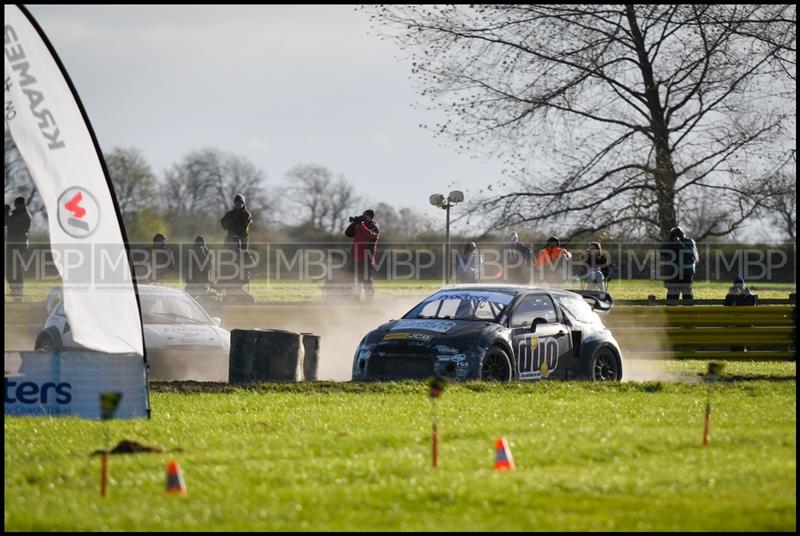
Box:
[100,451,108,497]
[432,421,439,468]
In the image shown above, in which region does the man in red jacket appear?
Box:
[345,209,380,300]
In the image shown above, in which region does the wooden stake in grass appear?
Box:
[427,376,446,468]
[702,362,724,447]
[99,392,122,497]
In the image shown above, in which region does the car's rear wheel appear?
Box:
[589,347,621,381]
[34,329,62,352]
[480,346,512,382]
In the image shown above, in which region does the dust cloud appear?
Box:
[609,306,697,383]
[220,294,427,381]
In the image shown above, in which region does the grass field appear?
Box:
[5,277,797,303]
[4,361,795,531]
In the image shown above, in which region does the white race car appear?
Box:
[35,285,231,382]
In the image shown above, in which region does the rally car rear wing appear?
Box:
[566,289,614,313]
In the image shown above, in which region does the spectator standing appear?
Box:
[221,194,253,250]
[659,226,698,301]
[185,235,214,298]
[503,231,532,285]
[5,197,32,301]
[345,209,381,301]
[149,233,176,283]
[456,242,482,284]
[535,236,572,286]
[584,242,610,291]
[218,235,255,303]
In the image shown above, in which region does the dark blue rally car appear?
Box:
[352,285,623,382]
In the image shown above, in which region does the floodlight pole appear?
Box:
[430,191,463,285]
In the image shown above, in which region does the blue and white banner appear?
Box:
[4,352,149,419]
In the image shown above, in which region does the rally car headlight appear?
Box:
[353,340,375,378]
[355,338,375,359]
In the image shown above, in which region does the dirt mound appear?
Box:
[91,439,180,456]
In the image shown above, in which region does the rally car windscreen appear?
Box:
[139,293,211,326]
[404,291,514,322]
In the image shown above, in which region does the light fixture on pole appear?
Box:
[429,190,464,284]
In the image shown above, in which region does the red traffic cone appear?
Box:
[165,460,187,495]
[494,437,515,471]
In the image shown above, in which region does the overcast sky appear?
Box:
[27,4,503,226]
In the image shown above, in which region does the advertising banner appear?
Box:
[4,352,149,419]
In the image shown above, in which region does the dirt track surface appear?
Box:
[5,295,427,382]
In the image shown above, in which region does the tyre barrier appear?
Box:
[229,329,321,382]
[301,333,320,381]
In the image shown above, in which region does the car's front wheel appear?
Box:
[480,346,513,382]
[34,328,63,352]
[588,346,622,381]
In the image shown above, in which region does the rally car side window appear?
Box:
[554,294,602,325]
[510,294,558,328]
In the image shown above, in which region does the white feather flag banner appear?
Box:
[4,4,144,356]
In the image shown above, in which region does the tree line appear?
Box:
[4,127,433,243]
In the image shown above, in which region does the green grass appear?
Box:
[4,362,795,531]
[5,277,797,303]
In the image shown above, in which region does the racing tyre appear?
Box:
[34,328,63,352]
[588,346,621,381]
[480,346,513,382]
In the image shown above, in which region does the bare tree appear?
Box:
[284,164,361,233]
[104,147,158,221]
[374,202,431,239]
[162,148,272,235]
[368,4,796,240]
[4,123,44,219]
[163,149,268,213]
[326,176,360,233]
[284,164,333,230]
[759,169,796,241]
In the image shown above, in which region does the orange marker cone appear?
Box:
[165,460,187,495]
[494,437,515,471]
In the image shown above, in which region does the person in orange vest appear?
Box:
[535,236,572,286]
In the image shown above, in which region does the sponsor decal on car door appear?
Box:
[508,294,571,380]
[513,323,571,380]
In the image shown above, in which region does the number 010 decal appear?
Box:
[517,336,559,380]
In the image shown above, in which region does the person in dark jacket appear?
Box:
[584,242,610,291]
[149,233,176,283]
[185,235,214,298]
[724,276,757,306]
[456,242,482,284]
[503,231,532,285]
[5,197,32,301]
[345,209,380,301]
[659,226,698,301]
[218,235,255,303]
[221,194,253,250]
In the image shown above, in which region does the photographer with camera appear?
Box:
[345,209,381,301]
